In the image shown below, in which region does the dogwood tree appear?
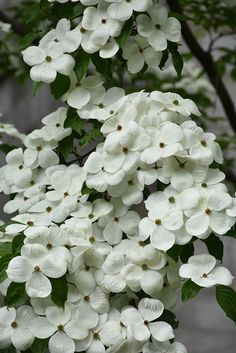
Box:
[0,1,236,353]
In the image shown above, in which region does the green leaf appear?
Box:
[80,128,101,146]
[20,31,41,50]
[0,144,16,154]
[168,42,183,78]
[180,242,194,263]
[181,279,201,302]
[92,53,112,80]
[57,135,74,160]
[203,233,224,261]
[0,224,6,233]
[50,275,68,307]
[167,244,182,262]
[50,74,70,99]
[158,309,179,329]
[159,49,169,70]
[31,338,49,353]
[74,48,90,82]
[0,254,14,284]
[5,282,28,306]
[224,224,236,238]
[116,17,133,48]
[216,285,236,323]
[65,107,85,135]
[12,234,25,254]
[32,82,43,97]
[0,344,17,353]
[0,242,12,256]
[25,3,41,23]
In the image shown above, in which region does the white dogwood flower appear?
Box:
[0,306,36,350]
[121,298,174,342]
[179,254,234,287]
[107,0,152,21]
[136,5,181,51]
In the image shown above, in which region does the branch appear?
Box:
[0,10,26,36]
[166,0,236,133]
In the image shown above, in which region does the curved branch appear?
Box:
[166,0,236,133]
[0,10,26,36]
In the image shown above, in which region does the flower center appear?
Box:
[155,24,161,29]
[34,265,40,272]
[19,165,23,170]
[202,273,208,278]
[173,99,179,105]
[144,320,149,326]
[201,182,208,188]
[46,206,52,213]
[201,140,207,147]
[47,243,53,250]
[58,325,64,331]
[142,263,148,271]
[89,236,95,243]
[117,125,122,131]
[11,321,17,328]
[27,221,34,226]
[205,208,212,215]
[168,196,176,204]
[84,295,90,302]
[101,18,107,24]
[128,180,133,185]
[93,332,99,339]
[155,219,162,225]
[46,56,52,62]
[37,145,42,151]
[88,213,94,219]
[159,142,165,148]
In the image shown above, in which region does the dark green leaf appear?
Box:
[180,243,194,263]
[0,344,17,353]
[25,3,41,23]
[20,31,41,50]
[74,48,90,82]
[0,242,12,256]
[50,275,68,307]
[224,224,236,238]
[12,234,25,254]
[168,42,183,78]
[92,53,112,80]
[51,74,70,99]
[0,254,14,284]
[203,233,224,261]
[181,279,201,302]
[31,338,49,353]
[116,17,134,48]
[65,107,85,135]
[216,285,236,323]
[158,309,179,329]
[5,282,28,306]
[0,144,16,154]
[159,49,169,70]
[167,244,182,262]
[57,135,74,160]
[0,224,6,232]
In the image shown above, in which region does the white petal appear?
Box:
[138,298,164,321]
[151,227,175,251]
[130,322,150,341]
[208,266,234,286]
[64,320,88,340]
[7,257,33,283]
[185,212,209,236]
[22,46,45,66]
[30,317,56,338]
[103,222,122,245]
[30,63,57,83]
[49,331,75,353]
[52,54,75,75]
[141,270,163,296]
[149,321,174,341]
[26,272,52,298]
[11,327,34,350]
[67,87,90,109]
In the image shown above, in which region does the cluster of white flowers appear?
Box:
[0,1,235,353]
[0,89,235,353]
[22,1,181,82]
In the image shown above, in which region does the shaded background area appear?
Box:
[0,0,236,352]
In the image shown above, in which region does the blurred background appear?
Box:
[0,0,236,352]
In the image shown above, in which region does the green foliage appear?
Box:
[181,279,201,302]
[50,74,70,99]
[116,17,134,49]
[158,309,179,329]
[0,242,12,256]
[30,338,49,353]
[5,282,28,306]
[12,234,25,254]
[0,254,14,284]
[203,233,224,261]
[57,135,74,160]
[20,31,42,50]
[74,48,91,82]
[65,107,85,136]
[0,144,17,154]
[50,275,68,307]
[168,42,184,78]
[167,244,182,262]
[92,53,112,80]
[216,285,236,323]
[0,345,16,353]
[180,242,194,263]
[79,128,101,147]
